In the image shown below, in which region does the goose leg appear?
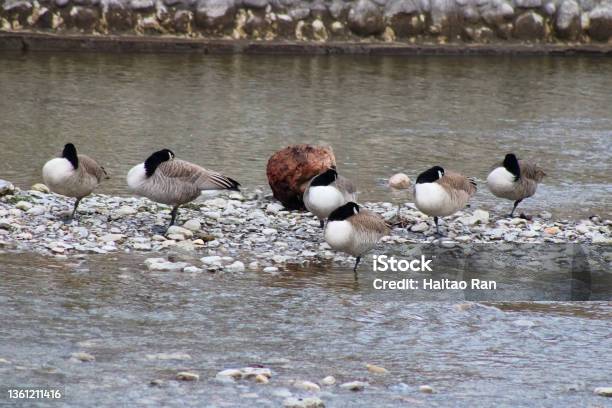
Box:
[434,216,440,236]
[69,198,81,220]
[319,219,325,229]
[169,205,180,229]
[353,256,361,272]
[509,200,522,218]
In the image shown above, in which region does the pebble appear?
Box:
[144,258,189,271]
[167,226,193,238]
[292,380,320,392]
[340,381,367,391]
[594,387,612,397]
[263,266,279,273]
[113,206,137,218]
[419,385,434,393]
[366,363,388,374]
[411,222,429,232]
[216,367,272,382]
[149,379,164,387]
[201,255,223,265]
[266,202,284,213]
[544,226,560,235]
[15,201,32,211]
[283,397,325,408]
[145,352,192,360]
[225,261,245,272]
[320,376,336,386]
[183,266,203,273]
[255,374,269,384]
[0,180,15,196]
[99,234,125,243]
[70,352,95,362]
[176,371,199,381]
[30,183,50,193]
[183,219,201,231]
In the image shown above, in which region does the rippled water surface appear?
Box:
[0,53,611,407]
[0,52,611,218]
[1,252,611,407]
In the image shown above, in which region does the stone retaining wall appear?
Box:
[1,0,611,46]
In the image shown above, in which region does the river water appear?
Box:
[0,52,611,407]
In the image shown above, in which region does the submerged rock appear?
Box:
[366,363,388,374]
[340,381,367,391]
[292,380,320,392]
[176,371,199,381]
[320,375,336,385]
[283,397,325,408]
[70,352,95,362]
[594,387,612,397]
[419,384,434,393]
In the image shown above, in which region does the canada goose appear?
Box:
[126,149,240,232]
[414,166,477,235]
[303,167,357,228]
[42,143,108,219]
[487,153,546,217]
[325,202,390,272]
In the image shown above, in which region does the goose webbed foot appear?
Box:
[519,212,533,221]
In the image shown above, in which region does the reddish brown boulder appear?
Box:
[266,144,336,210]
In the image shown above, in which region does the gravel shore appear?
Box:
[0,182,610,272]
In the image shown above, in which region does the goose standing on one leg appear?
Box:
[413,166,477,236]
[126,149,240,232]
[303,167,357,228]
[42,143,108,220]
[324,202,390,272]
[486,153,546,218]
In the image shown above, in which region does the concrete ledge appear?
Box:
[2,31,612,54]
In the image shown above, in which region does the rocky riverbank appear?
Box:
[0,180,609,272]
[0,0,612,51]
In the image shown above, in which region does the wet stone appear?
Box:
[283,397,325,408]
[176,371,199,381]
[340,381,367,391]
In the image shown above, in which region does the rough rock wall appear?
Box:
[1,0,611,43]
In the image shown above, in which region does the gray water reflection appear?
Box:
[0,251,611,407]
[0,53,610,219]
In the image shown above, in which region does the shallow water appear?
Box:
[1,252,611,407]
[0,52,611,219]
[0,53,611,406]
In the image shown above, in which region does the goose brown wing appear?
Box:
[439,171,477,196]
[350,210,390,235]
[519,160,546,182]
[79,154,107,182]
[157,160,240,191]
